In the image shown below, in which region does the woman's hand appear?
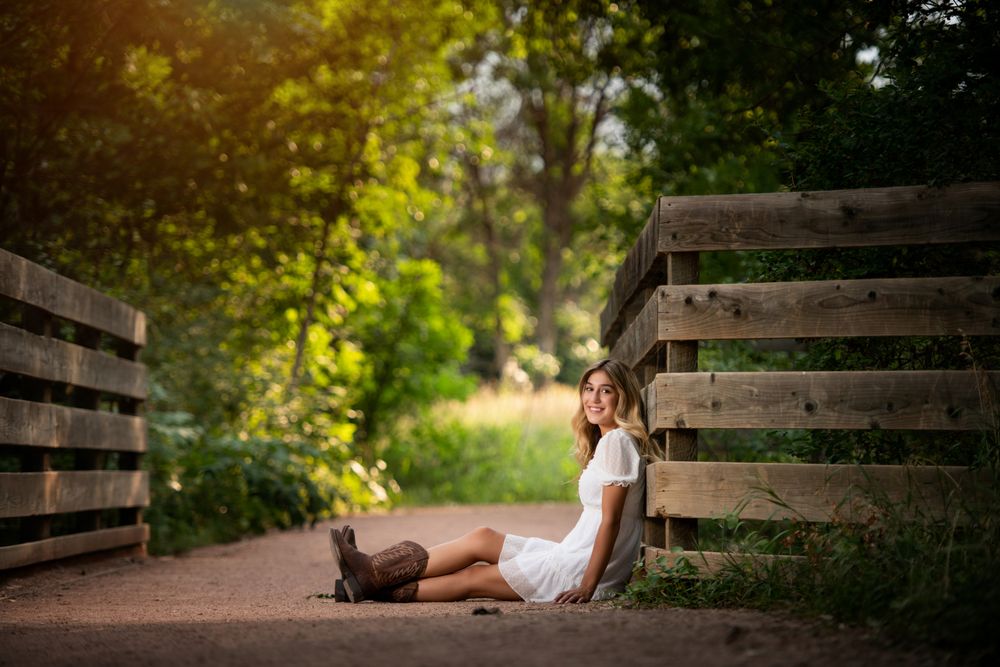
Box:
[554,584,596,604]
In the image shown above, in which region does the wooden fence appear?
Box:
[0,248,148,570]
[601,181,1000,572]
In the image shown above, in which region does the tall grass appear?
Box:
[623,453,1000,659]
[382,385,581,505]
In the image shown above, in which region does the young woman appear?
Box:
[330,358,660,603]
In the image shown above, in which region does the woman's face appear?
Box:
[581,369,619,435]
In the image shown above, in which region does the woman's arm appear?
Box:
[554,483,629,604]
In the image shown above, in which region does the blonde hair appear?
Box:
[570,358,661,468]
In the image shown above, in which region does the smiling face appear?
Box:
[581,369,619,435]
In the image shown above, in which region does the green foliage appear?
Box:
[623,550,799,611]
[345,258,476,459]
[622,0,882,196]
[795,484,1000,653]
[445,0,657,368]
[145,410,343,554]
[0,0,485,554]
[382,386,580,505]
[789,0,1000,191]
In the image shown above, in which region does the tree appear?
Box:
[264,0,476,394]
[0,0,480,534]
[621,0,882,196]
[790,0,1000,190]
[758,0,1000,465]
[444,0,654,376]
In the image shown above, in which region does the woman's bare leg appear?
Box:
[414,563,521,602]
[423,526,506,578]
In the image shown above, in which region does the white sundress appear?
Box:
[498,428,645,602]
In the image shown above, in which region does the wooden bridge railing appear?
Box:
[0,248,149,570]
[601,181,1000,572]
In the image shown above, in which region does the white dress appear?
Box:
[498,428,645,602]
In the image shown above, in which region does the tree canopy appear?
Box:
[2,0,997,551]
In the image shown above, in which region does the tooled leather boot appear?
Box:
[379,580,419,603]
[332,527,412,603]
[329,528,428,603]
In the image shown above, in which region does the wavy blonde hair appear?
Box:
[570,358,661,468]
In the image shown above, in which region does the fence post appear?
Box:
[662,250,699,551]
[639,288,666,556]
[74,323,105,533]
[19,304,53,543]
[116,339,145,554]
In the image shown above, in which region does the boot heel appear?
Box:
[343,571,365,603]
[334,578,348,602]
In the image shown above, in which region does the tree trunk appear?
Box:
[524,80,606,367]
[478,182,508,380]
[537,225,563,357]
[536,198,574,363]
[287,214,333,393]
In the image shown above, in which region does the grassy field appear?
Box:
[384,384,582,506]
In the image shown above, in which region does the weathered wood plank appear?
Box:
[656,181,1000,253]
[0,323,147,399]
[644,548,804,576]
[601,203,667,348]
[647,461,986,523]
[0,471,149,519]
[0,397,146,451]
[646,276,1000,344]
[0,248,146,346]
[611,286,661,371]
[0,523,149,570]
[600,182,1000,345]
[648,370,998,431]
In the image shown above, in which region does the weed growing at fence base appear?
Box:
[623,461,1000,659]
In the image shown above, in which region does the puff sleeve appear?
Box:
[590,429,642,487]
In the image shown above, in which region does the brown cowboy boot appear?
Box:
[332,525,357,602]
[378,581,419,603]
[332,528,422,603]
[329,528,428,603]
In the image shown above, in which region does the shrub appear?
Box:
[145,411,346,554]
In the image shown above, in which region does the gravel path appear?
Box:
[0,504,944,666]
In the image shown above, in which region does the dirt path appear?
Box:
[1,504,942,666]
